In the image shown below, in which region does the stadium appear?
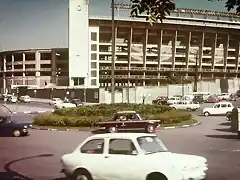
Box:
[0,0,240,103]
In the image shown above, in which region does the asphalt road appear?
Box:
[1,112,240,180]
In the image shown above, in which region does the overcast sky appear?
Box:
[0,0,228,51]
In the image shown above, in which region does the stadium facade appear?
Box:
[0,0,240,99]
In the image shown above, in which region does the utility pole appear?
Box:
[193,50,199,92]
[111,0,116,104]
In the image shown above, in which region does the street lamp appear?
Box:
[111,0,116,104]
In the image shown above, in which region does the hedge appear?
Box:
[33,103,192,127]
[53,103,172,117]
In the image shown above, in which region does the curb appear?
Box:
[161,120,201,130]
[31,121,201,132]
[12,110,55,114]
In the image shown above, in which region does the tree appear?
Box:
[130,0,175,25]
[130,0,240,25]
[209,0,240,12]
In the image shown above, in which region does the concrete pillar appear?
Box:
[223,34,229,72]
[199,32,204,69]
[3,55,6,93]
[172,30,177,69]
[35,51,41,87]
[157,30,163,86]
[11,55,14,86]
[143,28,148,87]
[236,40,240,71]
[51,49,57,84]
[185,31,191,69]
[211,33,217,70]
[22,53,26,85]
[127,28,132,102]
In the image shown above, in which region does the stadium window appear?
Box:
[91,32,97,41]
[91,79,97,86]
[91,44,97,51]
[91,70,97,77]
[91,62,97,69]
[91,53,97,60]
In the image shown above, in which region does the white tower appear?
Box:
[68,0,89,86]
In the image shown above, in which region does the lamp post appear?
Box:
[111,0,116,104]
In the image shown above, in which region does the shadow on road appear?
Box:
[214,128,232,133]
[0,154,53,180]
[219,122,231,126]
[206,134,239,140]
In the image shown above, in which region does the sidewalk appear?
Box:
[31,98,51,104]
[30,98,99,105]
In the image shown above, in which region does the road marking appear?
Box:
[233,149,240,152]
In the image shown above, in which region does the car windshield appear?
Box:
[137,136,168,154]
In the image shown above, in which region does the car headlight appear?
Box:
[24,125,27,128]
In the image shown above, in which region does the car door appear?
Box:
[76,138,109,180]
[220,103,228,114]
[212,104,221,115]
[101,138,144,180]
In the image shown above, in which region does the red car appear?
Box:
[204,96,220,103]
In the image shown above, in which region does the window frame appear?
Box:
[80,138,105,154]
[108,138,139,156]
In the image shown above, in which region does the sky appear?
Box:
[0,0,229,51]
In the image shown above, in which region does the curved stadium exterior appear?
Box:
[0,1,240,103]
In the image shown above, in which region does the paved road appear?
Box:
[2,103,53,113]
[0,114,240,180]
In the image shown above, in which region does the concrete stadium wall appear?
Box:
[99,78,240,104]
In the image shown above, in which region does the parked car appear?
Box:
[19,95,31,103]
[167,96,181,105]
[227,93,238,101]
[152,96,168,105]
[49,98,62,105]
[97,111,160,133]
[69,99,83,106]
[8,96,18,103]
[0,104,32,137]
[192,95,204,104]
[203,101,234,116]
[217,93,230,100]
[54,101,77,109]
[61,133,208,180]
[204,95,220,103]
[170,100,200,111]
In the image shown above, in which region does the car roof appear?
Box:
[90,133,156,139]
[116,111,136,114]
[216,101,232,104]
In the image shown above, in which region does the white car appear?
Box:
[49,98,62,105]
[61,133,208,180]
[217,93,230,100]
[203,101,234,116]
[170,100,200,111]
[19,95,31,103]
[9,96,18,103]
[54,101,76,109]
[167,96,181,105]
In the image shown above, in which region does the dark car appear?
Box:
[193,95,204,104]
[0,116,30,137]
[70,99,83,106]
[0,104,32,137]
[152,96,168,105]
[97,111,160,133]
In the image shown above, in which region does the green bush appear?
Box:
[53,103,172,117]
[33,110,192,128]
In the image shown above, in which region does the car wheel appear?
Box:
[204,112,210,117]
[186,108,191,111]
[191,109,197,111]
[74,169,92,180]
[145,124,156,133]
[13,129,21,137]
[147,173,167,180]
[108,126,117,133]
